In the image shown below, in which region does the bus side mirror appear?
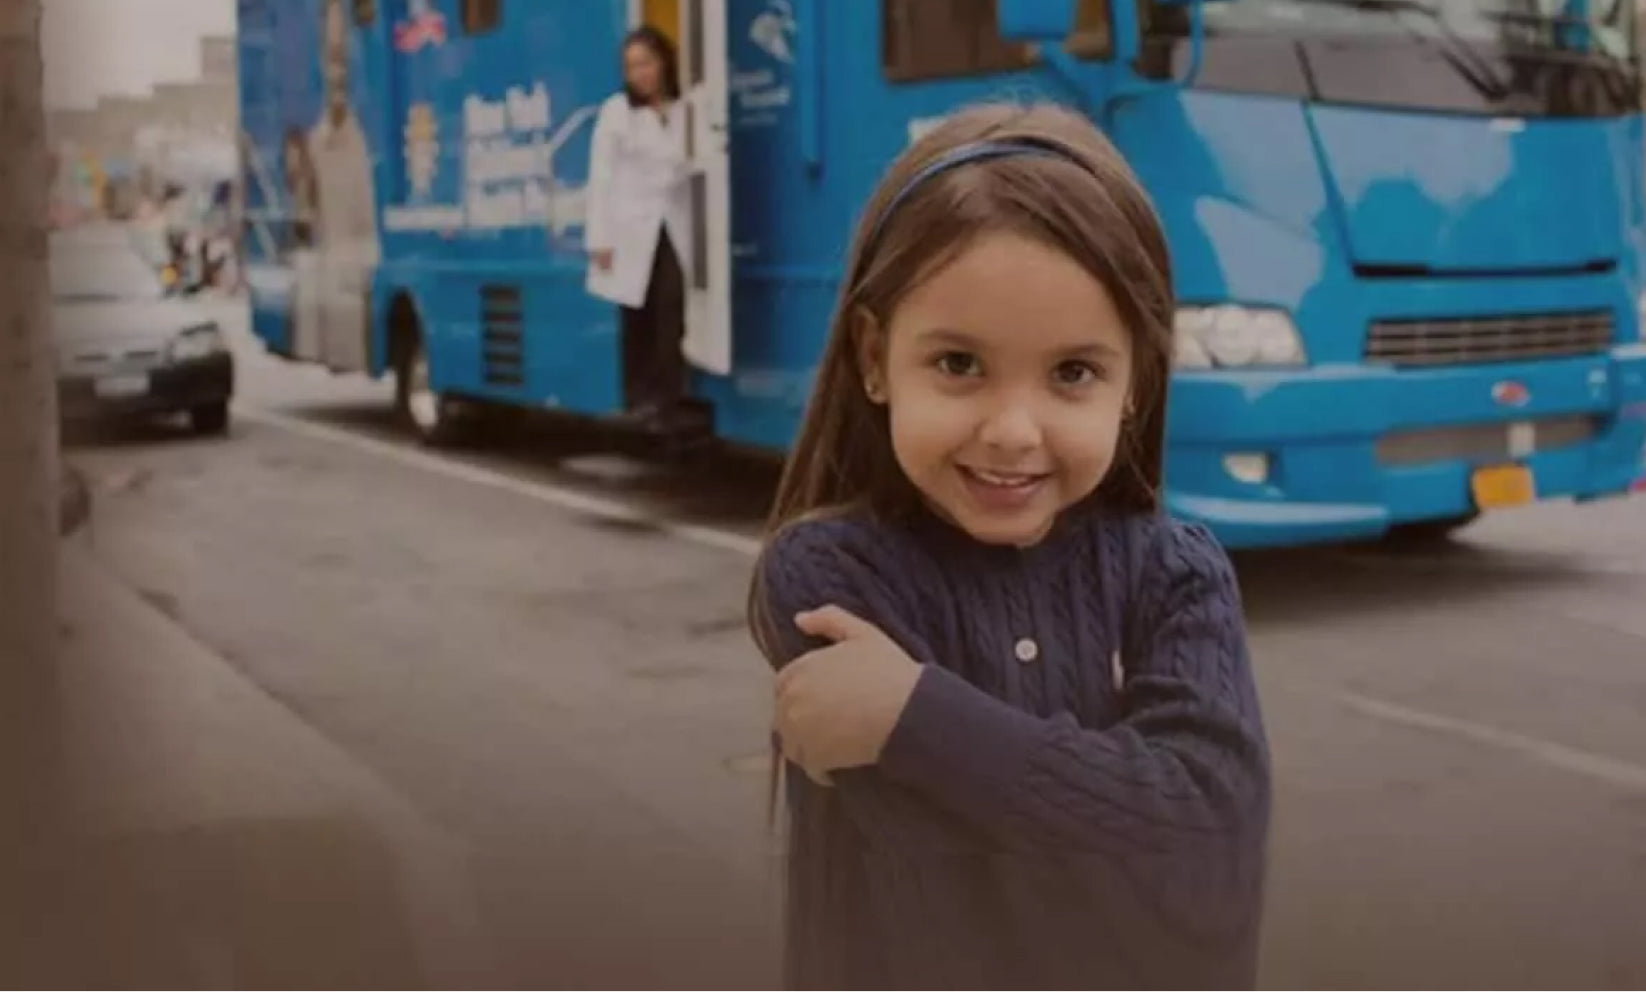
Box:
[997,0,1077,41]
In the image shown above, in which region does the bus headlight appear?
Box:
[1174,305,1307,369]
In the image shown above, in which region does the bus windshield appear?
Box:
[1105,0,1643,116]
[1195,0,1637,60]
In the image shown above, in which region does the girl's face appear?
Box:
[623,42,665,102]
[863,230,1135,547]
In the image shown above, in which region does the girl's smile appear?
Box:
[957,465,1052,514]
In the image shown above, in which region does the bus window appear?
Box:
[882,0,1038,81]
[463,0,501,34]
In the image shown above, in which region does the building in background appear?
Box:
[49,34,238,221]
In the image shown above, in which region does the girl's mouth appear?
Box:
[958,466,1052,509]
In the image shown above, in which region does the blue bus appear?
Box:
[236,0,1646,549]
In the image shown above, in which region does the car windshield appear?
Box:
[50,241,166,303]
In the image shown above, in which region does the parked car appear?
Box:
[52,230,234,434]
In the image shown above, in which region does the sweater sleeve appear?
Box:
[753,516,998,855]
[876,516,1272,862]
[752,517,914,672]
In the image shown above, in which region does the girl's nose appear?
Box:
[976,398,1043,454]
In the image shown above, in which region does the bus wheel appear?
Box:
[395,335,467,448]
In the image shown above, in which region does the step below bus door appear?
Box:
[677,0,733,377]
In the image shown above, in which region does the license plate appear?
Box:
[1470,464,1536,509]
[94,374,148,399]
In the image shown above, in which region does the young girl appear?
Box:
[748,101,1272,989]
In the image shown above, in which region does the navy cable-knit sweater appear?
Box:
[756,503,1272,990]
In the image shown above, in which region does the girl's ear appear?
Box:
[853,309,888,405]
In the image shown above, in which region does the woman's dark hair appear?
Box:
[621,25,681,105]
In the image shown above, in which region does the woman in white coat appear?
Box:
[584,26,694,431]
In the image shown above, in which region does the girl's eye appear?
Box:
[1054,360,1104,387]
[934,351,981,377]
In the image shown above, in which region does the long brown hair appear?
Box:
[747,99,1176,669]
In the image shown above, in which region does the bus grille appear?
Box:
[1366,311,1614,368]
[1376,415,1597,466]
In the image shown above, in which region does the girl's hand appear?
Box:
[774,606,923,785]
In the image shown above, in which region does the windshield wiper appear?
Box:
[1306,0,1514,100]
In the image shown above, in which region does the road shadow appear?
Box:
[62,414,232,452]
[291,399,784,528]
[1233,535,1615,628]
[17,816,446,989]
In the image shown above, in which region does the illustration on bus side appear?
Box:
[240,0,608,370]
[240,0,379,374]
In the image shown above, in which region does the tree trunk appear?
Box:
[0,0,60,981]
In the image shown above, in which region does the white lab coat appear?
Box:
[583,92,694,309]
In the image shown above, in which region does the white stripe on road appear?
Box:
[1337,690,1646,793]
[236,405,764,558]
[244,403,1646,794]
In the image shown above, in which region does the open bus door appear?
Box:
[633,0,733,377]
[674,0,734,376]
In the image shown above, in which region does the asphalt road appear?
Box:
[62,301,1646,988]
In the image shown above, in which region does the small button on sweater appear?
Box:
[755,504,1273,990]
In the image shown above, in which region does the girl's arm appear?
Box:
[876,517,1271,862]
[760,515,1267,966]
[755,517,997,855]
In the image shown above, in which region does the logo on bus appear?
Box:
[394,0,448,53]
[1491,380,1530,407]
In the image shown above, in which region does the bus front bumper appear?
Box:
[1164,345,1646,550]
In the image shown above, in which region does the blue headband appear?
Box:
[858,138,1088,259]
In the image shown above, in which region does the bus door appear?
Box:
[676,0,734,376]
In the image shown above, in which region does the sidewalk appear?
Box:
[35,544,496,987]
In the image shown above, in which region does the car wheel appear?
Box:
[190,401,230,436]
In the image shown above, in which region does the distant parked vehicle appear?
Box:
[52,230,235,435]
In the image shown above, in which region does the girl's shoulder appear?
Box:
[753,510,927,663]
[1094,508,1231,570]
[759,508,914,593]
[1090,509,1241,621]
